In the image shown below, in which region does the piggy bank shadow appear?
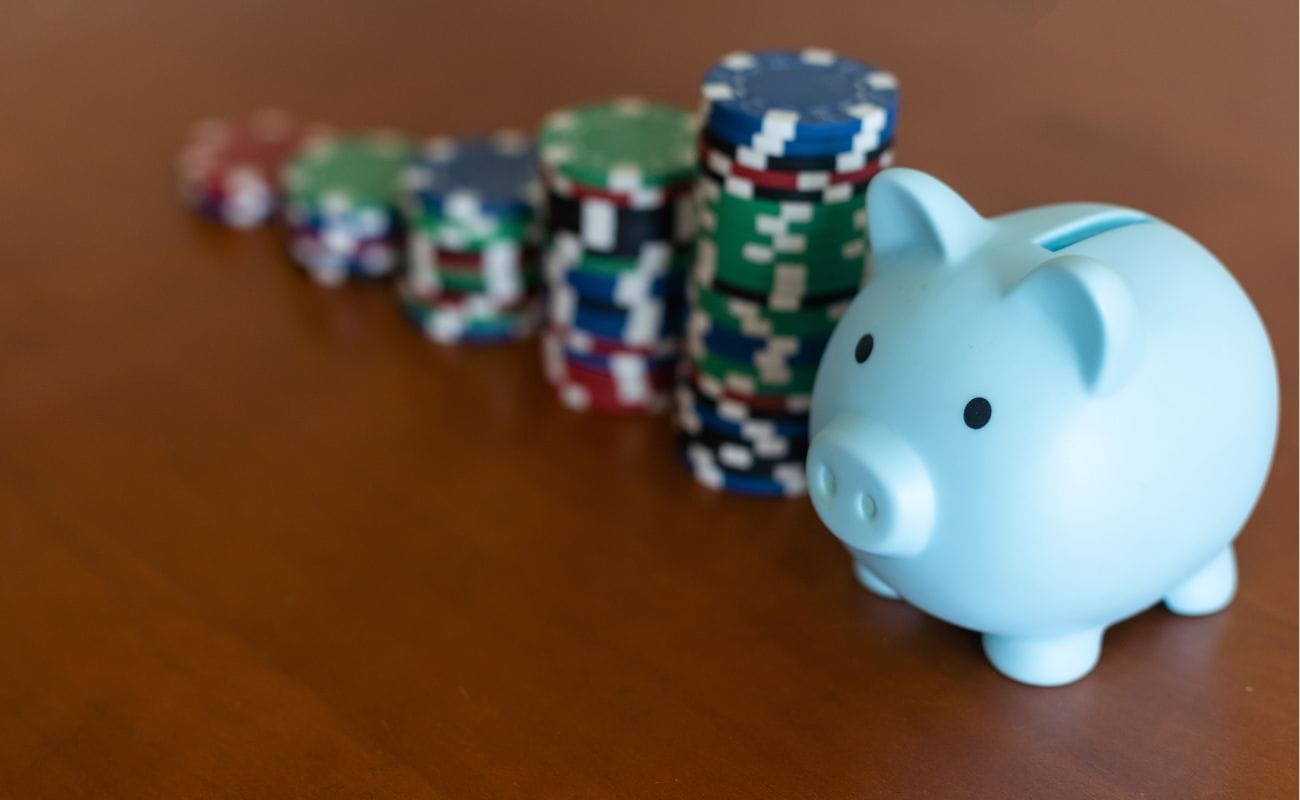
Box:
[850,584,1235,690]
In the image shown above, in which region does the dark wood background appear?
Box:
[1,0,1295,797]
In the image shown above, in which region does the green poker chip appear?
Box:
[701,206,869,263]
[689,350,820,394]
[544,229,695,278]
[696,237,867,298]
[539,98,697,191]
[692,170,871,304]
[403,301,533,333]
[689,278,848,337]
[437,266,542,295]
[410,212,537,250]
[552,247,695,279]
[282,132,413,213]
[397,282,540,343]
[698,183,868,239]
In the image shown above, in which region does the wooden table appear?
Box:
[2,1,1295,796]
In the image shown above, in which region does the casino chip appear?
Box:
[280,131,412,286]
[679,434,808,498]
[399,131,543,343]
[701,49,899,147]
[679,48,900,496]
[405,131,540,218]
[177,109,320,229]
[539,98,696,191]
[398,281,540,345]
[538,99,697,413]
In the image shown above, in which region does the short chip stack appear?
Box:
[537,98,697,413]
[176,109,316,229]
[280,132,412,286]
[680,49,899,496]
[399,132,543,344]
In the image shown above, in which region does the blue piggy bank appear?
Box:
[806,168,1278,686]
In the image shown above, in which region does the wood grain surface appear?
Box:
[1,1,1295,797]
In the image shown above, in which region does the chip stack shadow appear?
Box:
[680,49,900,497]
[399,132,544,344]
[537,99,697,413]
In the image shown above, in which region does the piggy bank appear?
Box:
[806,168,1278,686]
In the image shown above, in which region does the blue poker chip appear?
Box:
[448,330,530,344]
[549,285,684,345]
[711,470,805,497]
[565,348,678,374]
[699,124,894,173]
[401,312,527,344]
[701,49,899,143]
[677,384,810,440]
[190,192,231,223]
[694,403,809,444]
[398,297,538,344]
[688,311,829,367]
[292,256,396,285]
[703,111,895,159]
[687,388,808,429]
[288,226,402,286]
[564,302,684,343]
[284,200,403,239]
[404,131,539,218]
[705,103,899,148]
[561,267,686,306]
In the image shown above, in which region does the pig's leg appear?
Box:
[981,628,1104,687]
[1164,545,1236,616]
[851,559,899,599]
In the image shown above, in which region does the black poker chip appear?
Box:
[544,191,693,257]
[697,166,872,205]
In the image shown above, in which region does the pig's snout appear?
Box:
[807,417,935,557]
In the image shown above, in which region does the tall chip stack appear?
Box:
[680,49,899,497]
[398,132,544,344]
[280,132,412,286]
[537,99,697,413]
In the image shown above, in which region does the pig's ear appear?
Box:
[867,168,988,264]
[1013,254,1142,395]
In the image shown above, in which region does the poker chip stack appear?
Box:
[399,132,544,344]
[680,49,899,497]
[176,109,316,229]
[537,98,697,413]
[280,132,412,286]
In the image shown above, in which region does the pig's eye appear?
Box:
[854,334,874,364]
[964,397,992,429]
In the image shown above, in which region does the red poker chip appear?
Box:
[435,264,542,284]
[399,283,542,311]
[540,165,694,209]
[177,110,321,190]
[549,374,672,413]
[541,332,675,400]
[427,245,541,270]
[179,171,232,199]
[554,383,671,413]
[177,110,328,228]
[697,141,888,192]
[558,358,676,392]
[540,337,672,414]
[544,324,680,358]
